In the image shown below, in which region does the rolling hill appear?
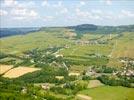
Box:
[0,27,39,38]
[0,24,134,100]
[0,24,134,68]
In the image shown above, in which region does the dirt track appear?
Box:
[76,94,92,100]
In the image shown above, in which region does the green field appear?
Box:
[0,29,72,55]
[79,86,134,100]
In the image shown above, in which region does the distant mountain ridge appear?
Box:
[67,24,134,34]
[0,24,134,38]
[0,27,39,38]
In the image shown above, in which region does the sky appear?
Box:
[0,0,134,28]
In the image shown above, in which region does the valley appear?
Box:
[1,0,134,99]
[0,24,134,100]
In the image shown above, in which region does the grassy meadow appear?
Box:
[79,86,134,100]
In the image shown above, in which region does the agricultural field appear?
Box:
[0,65,13,74]
[0,0,134,99]
[111,32,134,58]
[0,29,72,55]
[78,86,134,100]
[0,28,133,68]
[0,25,134,100]
[2,66,41,78]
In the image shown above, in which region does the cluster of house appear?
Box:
[21,87,27,94]
[118,58,134,76]
[85,65,134,78]
[75,40,98,45]
[75,40,107,45]
[113,67,134,77]
[120,59,134,65]
[41,83,51,90]
[85,67,101,78]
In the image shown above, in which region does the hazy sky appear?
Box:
[0,0,134,28]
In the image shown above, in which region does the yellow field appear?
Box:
[2,66,41,78]
[0,65,13,74]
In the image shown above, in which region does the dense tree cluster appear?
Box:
[50,80,88,95]
[94,66,117,73]
[14,67,68,84]
[97,75,134,88]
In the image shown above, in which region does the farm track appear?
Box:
[76,94,92,100]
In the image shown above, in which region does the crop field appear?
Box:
[69,65,89,72]
[79,86,134,100]
[107,58,123,67]
[0,0,134,99]
[111,32,134,58]
[81,33,103,40]
[2,66,41,78]
[0,30,132,57]
[60,44,112,57]
[0,30,72,55]
[0,64,13,74]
